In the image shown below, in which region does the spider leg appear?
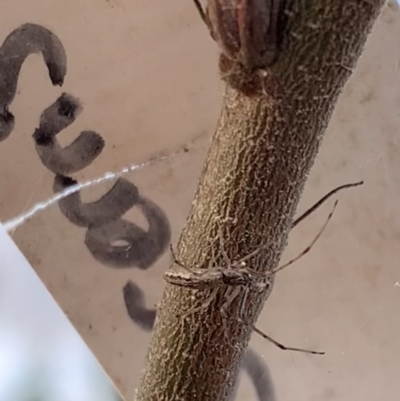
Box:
[169,244,208,278]
[250,325,325,355]
[169,244,190,270]
[292,181,363,228]
[238,288,324,355]
[230,246,264,269]
[270,199,338,276]
[209,242,217,269]
[220,286,242,345]
[218,226,232,267]
[178,287,219,319]
[230,181,363,268]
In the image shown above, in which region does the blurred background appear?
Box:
[0,233,121,401]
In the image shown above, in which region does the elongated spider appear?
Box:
[164,181,363,354]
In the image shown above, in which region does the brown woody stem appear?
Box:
[136,1,386,400]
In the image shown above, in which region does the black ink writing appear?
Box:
[123,281,156,331]
[0,23,67,141]
[240,348,276,401]
[0,25,172,383]
[33,93,105,175]
[54,175,139,227]
[0,23,171,269]
[85,201,171,269]
[54,174,170,268]
[0,23,273,401]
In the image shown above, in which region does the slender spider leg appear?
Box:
[209,242,217,269]
[206,234,242,342]
[270,200,338,276]
[169,243,225,281]
[179,287,220,319]
[170,244,222,279]
[225,199,338,282]
[220,286,242,343]
[168,198,337,288]
[166,183,361,356]
[169,181,359,278]
[250,325,325,355]
[230,181,363,267]
[239,285,250,318]
[292,181,363,228]
[230,246,264,269]
[237,287,324,355]
[192,0,208,26]
[218,226,232,267]
[169,244,196,275]
[170,244,222,319]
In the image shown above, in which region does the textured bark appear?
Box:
[136,1,386,400]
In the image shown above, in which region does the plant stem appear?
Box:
[136,1,386,400]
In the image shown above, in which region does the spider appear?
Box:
[164,181,363,355]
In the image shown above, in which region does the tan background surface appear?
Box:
[0,1,399,400]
